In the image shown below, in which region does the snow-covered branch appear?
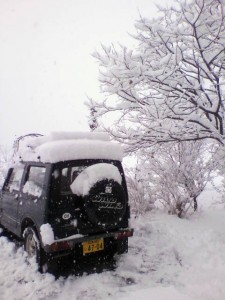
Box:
[89,0,225,149]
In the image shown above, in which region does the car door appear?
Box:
[0,164,25,233]
[18,164,47,227]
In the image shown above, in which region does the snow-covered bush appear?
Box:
[127,140,217,218]
[125,165,155,216]
[209,146,225,204]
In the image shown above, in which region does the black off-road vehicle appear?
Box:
[0,132,133,273]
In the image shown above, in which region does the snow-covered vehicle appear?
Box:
[0,132,133,272]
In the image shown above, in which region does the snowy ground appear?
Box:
[1,190,225,300]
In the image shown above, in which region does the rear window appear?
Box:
[54,161,123,196]
[61,166,86,194]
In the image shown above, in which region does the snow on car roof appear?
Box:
[16,132,123,163]
[27,131,110,148]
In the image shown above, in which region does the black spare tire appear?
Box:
[84,179,126,227]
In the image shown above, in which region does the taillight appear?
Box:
[50,241,72,252]
[115,229,133,239]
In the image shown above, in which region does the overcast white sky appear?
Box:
[0,0,173,146]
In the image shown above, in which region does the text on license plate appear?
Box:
[83,238,104,254]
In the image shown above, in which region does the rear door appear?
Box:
[0,164,25,233]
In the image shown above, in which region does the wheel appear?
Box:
[24,227,40,257]
[24,226,58,274]
[24,227,38,256]
[24,227,44,271]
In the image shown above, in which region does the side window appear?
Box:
[5,166,24,192]
[23,166,46,198]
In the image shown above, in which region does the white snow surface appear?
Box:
[70,163,122,196]
[15,132,123,163]
[40,223,55,246]
[40,223,85,246]
[19,139,123,163]
[1,190,225,299]
[27,132,111,148]
[23,181,42,198]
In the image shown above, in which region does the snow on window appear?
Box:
[52,169,60,179]
[23,181,43,198]
[40,223,55,246]
[22,166,46,197]
[7,165,24,192]
[70,163,122,196]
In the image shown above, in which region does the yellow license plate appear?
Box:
[83,238,104,254]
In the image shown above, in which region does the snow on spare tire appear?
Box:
[70,163,126,226]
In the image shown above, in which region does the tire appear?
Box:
[24,227,45,272]
[85,179,126,227]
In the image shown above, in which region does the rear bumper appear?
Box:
[43,228,134,253]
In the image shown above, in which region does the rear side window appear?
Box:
[5,165,24,192]
[23,166,46,198]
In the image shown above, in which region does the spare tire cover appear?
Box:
[84,179,126,227]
